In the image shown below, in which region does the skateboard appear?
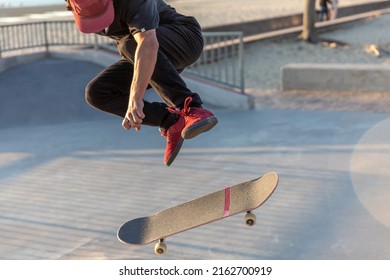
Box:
[117,171,279,255]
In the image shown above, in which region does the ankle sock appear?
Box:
[160,113,179,131]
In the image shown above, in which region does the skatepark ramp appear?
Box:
[0,54,107,129]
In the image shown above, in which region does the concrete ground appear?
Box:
[1,57,389,260]
[1,2,390,260]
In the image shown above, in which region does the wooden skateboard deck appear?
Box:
[117,171,279,254]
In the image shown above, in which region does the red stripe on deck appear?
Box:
[223,187,231,217]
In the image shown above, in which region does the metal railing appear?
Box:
[0,21,244,93]
[0,21,112,52]
[187,31,244,93]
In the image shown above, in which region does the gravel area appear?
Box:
[244,13,390,113]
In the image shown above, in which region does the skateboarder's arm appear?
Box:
[122,29,158,131]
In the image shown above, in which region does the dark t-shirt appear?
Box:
[319,0,331,6]
[97,0,199,40]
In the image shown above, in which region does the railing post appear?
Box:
[94,34,99,50]
[238,32,245,94]
[43,22,49,53]
[0,27,3,58]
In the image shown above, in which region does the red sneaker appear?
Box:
[160,115,185,166]
[168,97,218,139]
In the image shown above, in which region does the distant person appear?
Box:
[65,0,218,166]
[319,0,338,21]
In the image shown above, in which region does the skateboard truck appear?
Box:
[154,238,167,255]
[244,211,256,226]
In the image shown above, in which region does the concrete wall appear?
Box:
[281,63,390,93]
[203,2,390,37]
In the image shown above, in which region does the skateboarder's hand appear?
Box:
[122,98,145,131]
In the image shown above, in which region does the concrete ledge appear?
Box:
[0,52,47,74]
[204,2,390,37]
[182,74,252,109]
[244,7,390,44]
[281,63,390,93]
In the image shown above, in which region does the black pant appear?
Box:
[85,21,204,128]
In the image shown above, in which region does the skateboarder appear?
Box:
[65,0,218,166]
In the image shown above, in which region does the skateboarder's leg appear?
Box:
[85,59,180,165]
[85,59,177,129]
[88,20,217,166]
